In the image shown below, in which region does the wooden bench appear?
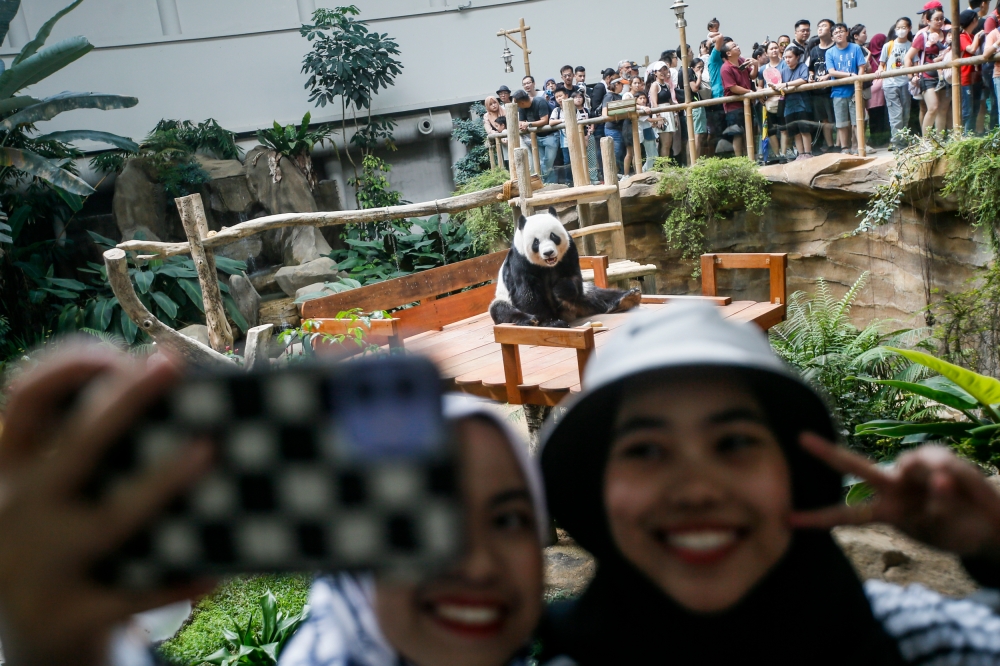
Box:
[299,252,787,405]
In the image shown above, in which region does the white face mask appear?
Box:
[897,28,909,39]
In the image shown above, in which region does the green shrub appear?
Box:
[452,102,491,186]
[158,575,310,666]
[195,589,308,666]
[451,168,514,253]
[653,157,770,275]
[769,273,930,455]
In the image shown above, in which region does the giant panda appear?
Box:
[489,207,642,328]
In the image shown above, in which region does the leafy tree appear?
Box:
[300,5,403,186]
[255,112,335,190]
[452,102,491,185]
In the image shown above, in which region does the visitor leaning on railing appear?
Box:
[486,47,1000,172]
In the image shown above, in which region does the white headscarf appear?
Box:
[278,395,547,666]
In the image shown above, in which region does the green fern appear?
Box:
[770,273,930,456]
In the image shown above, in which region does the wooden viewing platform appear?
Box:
[303,250,788,407]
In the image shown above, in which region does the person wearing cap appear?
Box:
[496,85,512,106]
[599,77,626,175]
[537,302,1000,665]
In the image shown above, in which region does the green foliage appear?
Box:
[930,262,1000,377]
[451,168,513,253]
[92,118,241,197]
[941,129,1000,249]
[856,347,1000,468]
[276,310,388,361]
[349,154,403,210]
[158,575,310,666]
[452,102,491,185]
[331,214,477,285]
[769,273,930,455]
[195,590,308,666]
[0,0,136,195]
[256,112,334,159]
[14,231,249,345]
[300,5,403,112]
[654,157,770,275]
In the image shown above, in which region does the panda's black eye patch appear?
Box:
[550,233,562,245]
[531,239,540,253]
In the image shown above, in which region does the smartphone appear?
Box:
[88,356,461,589]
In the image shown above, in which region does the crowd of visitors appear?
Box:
[485,0,1000,181]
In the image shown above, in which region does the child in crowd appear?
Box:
[538,303,1000,665]
[776,44,814,159]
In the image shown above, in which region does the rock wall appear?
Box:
[571,154,991,328]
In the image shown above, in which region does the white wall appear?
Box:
[9,0,918,147]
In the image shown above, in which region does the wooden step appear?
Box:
[581,260,658,283]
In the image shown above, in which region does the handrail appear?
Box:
[485,51,1000,142]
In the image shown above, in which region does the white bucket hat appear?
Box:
[539,302,840,556]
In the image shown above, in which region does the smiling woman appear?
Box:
[537,302,1000,666]
[278,396,547,666]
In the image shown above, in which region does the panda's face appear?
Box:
[514,209,569,268]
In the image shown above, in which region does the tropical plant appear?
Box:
[450,168,514,253]
[769,273,930,454]
[854,347,1000,468]
[654,157,770,275]
[255,112,335,189]
[275,310,389,362]
[349,154,403,211]
[0,0,139,197]
[930,262,1000,378]
[15,231,250,344]
[92,118,242,197]
[330,214,477,285]
[300,5,402,182]
[452,102,491,185]
[197,590,308,666]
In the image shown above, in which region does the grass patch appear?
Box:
[158,573,311,665]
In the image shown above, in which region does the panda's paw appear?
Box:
[546,319,570,328]
[611,288,643,313]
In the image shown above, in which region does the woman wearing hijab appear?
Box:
[280,395,549,666]
[537,303,1000,665]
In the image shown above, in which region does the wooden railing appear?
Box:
[487,50,1000,166]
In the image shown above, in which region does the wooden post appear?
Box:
[836,0,843,24]
[952,0,963,131]
[519,17,531,77]
[103,248,233,367]
[487,139,497,169]
[562,98,588,187]
[176,194,233,352]
[630,112,643,174]
[701,255,718,296]
[530,130,542,176]
[501,342,524,405]
[854,79,867,157]
[514,147,534,217]
[495,136,505,168]
[743,98,755,162]
[601,137,623,224]
[504,102,521,180]
[244,323,273,371]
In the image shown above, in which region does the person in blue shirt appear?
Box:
[826,22,868,154]
[776,44,814,159]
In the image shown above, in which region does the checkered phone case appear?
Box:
[88,357,461,589]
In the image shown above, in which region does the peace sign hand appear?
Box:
[790,434,1000,560]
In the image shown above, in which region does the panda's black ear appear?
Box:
[518,215,527,230]
[548,206,558,218]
